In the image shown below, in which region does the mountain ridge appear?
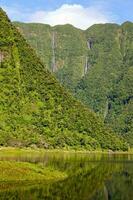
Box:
[14,20,133,146]
[0,8,127,150]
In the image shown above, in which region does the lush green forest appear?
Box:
[14,21,133,146]
[0,8,127,150]
[14,22,87,90]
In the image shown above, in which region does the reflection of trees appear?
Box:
[52,162,119,200]
[0,162,121,200]
[104,163,133,200]
[1,153,133,200]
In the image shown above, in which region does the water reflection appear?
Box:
[0,152,133,200]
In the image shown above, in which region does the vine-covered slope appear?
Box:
[0,8,127,150]
[76,23,133,145]
[14,22,88,91]
[15,21,133,146]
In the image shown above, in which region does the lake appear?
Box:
[0,151,133,200]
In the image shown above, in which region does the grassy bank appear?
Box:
[0,147,132,155]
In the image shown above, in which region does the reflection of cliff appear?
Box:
[59,163,119,200]
[105,163,133,200]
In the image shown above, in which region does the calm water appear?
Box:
[0,152,133,200]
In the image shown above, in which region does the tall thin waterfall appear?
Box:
[51,31,56,72]
[84,56,88,75]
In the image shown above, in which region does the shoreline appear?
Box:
[0,147,132,154]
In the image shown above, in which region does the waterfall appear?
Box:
[84,56,88,75]
[84,56,91,76]
[104,99,109,120]
[51,31,56,72]
[87,38,93,50]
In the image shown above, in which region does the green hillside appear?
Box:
[76,22,133,145]
[14,21,133,146]
[0,8,127,150]
[14,22,87,91]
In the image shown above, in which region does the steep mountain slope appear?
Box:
[0,8,127,150]
[15,21,133,146]
[14,22,87,90]
[76,23,133,144]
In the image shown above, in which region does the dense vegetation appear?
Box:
[0,8,128,151]
[15,22,87,90]
[76,23,133,146]
[15,21,133,146]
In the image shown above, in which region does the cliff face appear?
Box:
[14,22,88,90]
[0,8,127,150]
[76,23,133,144]
[15,21,133,146]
